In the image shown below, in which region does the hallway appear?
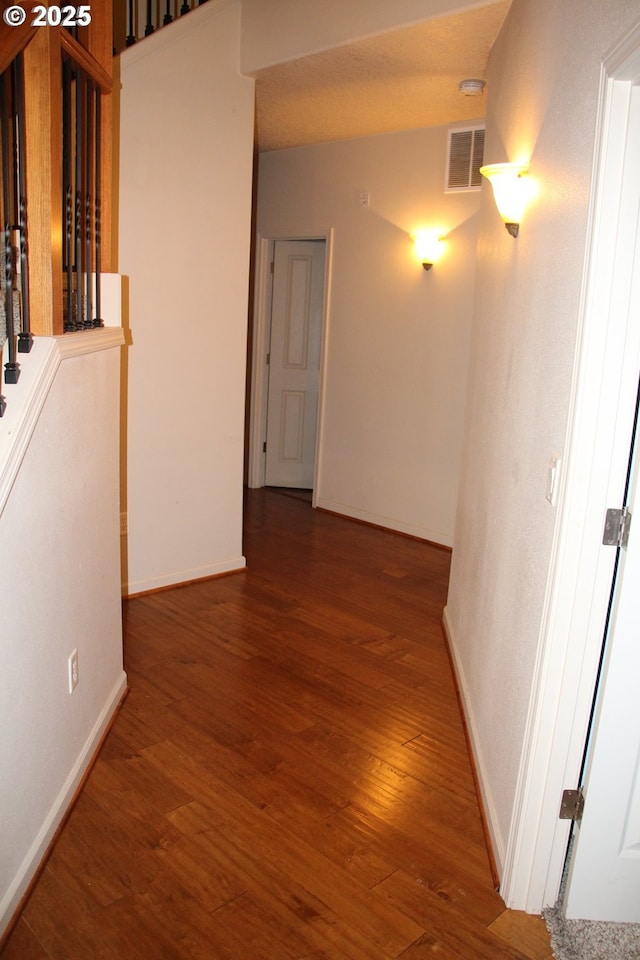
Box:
[1,489,552,958]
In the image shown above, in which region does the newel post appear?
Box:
[22,29,63,335]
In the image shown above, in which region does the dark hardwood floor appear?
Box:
[1,488,553,959]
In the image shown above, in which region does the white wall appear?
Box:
[241,0,504,71]
[118,0,255,594]
[0,328,126,937]
[257,125,480,545]
[444,0,640,877]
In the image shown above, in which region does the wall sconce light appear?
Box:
[414,231,444,271]
[479,162,529,238]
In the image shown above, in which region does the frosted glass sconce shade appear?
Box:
[480,162,529,237]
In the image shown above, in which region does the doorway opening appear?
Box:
[247,235,330,502]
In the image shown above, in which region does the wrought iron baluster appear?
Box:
[126,0,136,45]
[3,221,17,382]
[114,0,210,51]
[74,67,83,330]
[63,58,74,332]
[84,77,93,328]
[8,64,20,363]
[14,54,32,353]
[94,87,102,327]
[145,0,154,35]
[1,70,19,385]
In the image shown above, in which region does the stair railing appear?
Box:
[0,50,32,415]
[62,54,104,332]
[0,7,114,416]
[115,0,207,52]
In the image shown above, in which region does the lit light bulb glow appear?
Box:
[480,163,530,230]
[414,231,444,269]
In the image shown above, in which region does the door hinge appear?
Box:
[270,261,274,274]
[602,506,632,548]
[263,441,267,453]
[559,788,585,822]
[266,352,270,365]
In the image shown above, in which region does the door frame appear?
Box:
[501,19,640,913]
[247,231,333,502]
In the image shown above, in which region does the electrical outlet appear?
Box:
[120,512,128,535]
[68,649,79,693]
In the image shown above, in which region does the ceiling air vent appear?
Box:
[446,126,485,192]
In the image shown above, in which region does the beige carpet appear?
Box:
[544,905,640,959]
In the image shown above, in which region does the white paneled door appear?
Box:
[563,73,640,920]
[265,240,325,488]
[564,383,640,922]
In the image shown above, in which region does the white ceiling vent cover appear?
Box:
[446,126,485,192]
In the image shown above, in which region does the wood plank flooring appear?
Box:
[1,488,554,959]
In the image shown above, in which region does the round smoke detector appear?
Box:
[458,79,486,96]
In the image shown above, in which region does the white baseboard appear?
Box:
[315,497,452,547]
[124,555,247,597]
[0,671,127,939]
[442,606,506,879]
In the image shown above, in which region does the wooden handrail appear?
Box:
[61,32,112,93]
[0,21,37,75]
[1,23,112,89]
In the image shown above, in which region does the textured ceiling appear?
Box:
[254,1,511,152]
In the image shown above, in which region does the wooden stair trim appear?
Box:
[0,22,36,74]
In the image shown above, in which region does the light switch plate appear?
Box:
[546,455,561,506]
